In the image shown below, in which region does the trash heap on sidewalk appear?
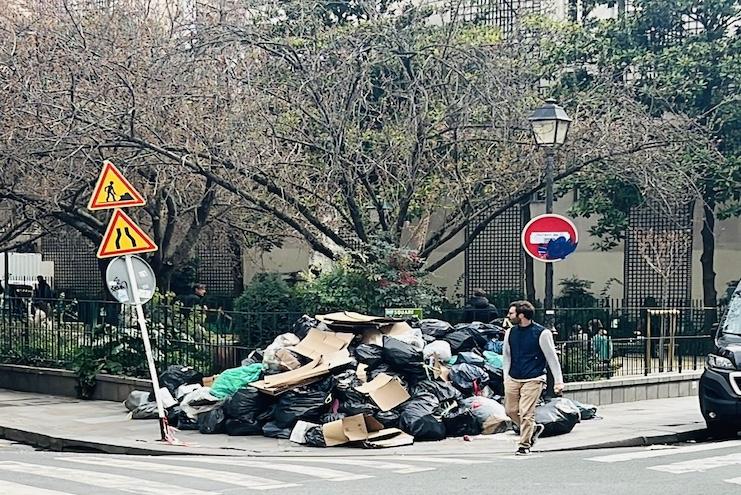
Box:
[123,312,598,448]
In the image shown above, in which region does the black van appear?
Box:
[699,280,741,437]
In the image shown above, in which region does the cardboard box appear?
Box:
[355,373,410,411]
[322,414,413,448]
[250,350,353,395]
[290,328,354,360]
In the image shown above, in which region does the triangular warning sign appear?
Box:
[88,161,146,211]
[97,209,158,259]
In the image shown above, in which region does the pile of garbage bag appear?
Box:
[123,312,596,448]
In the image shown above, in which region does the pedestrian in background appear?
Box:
[463,288,499,323]
[180,283,207,316]
[503,300,565,455]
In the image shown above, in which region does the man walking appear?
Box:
[502,300,564,455]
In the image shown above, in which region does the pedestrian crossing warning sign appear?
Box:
[97,209,158,258]
[88,161,146,211]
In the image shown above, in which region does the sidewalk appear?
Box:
[0,388,707,457]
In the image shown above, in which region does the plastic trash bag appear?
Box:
[423,341,452,362]
[339,388,379,416]
[455,322,502,339]
[274,377,335,427]
[304,425,326,447]
[399,392,446,441]
[389,326,425,351]
[166,405,182,427]
[198,408,226,434]
[417,319,453,339]
[223,386,273,422]
[449,363,489,392]
[293,315,329,340]
[457,351,486,367]
[225,418,263,436]
[180,387,224,419]
[485,340,504,354]
[412,380,462,403]
[130,401,158,419]
[159,365,203,396]
[354,344,384,368]
[443,407,481,437]
[382,336,423,370]
[320,412,345,424]
[483,351,504,369]
[442,329,484,353]
[175,410,199,430]
[124,390,151,412]
[263,348,302,372]
[484,365,505,396]
[374,409,401,428]
[210,363,265,399]
[262,421,292,439]
[534,398,581,437]
[571,400,598,420]
[461,396,509,434]
[266,333,300,351]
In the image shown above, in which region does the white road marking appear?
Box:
[648,453,741,474]
[586,440,741,463]
[252,457,435,474]
[178,457,373,481]
[372,455,492,465]
[0,461,217,495]
[59,457,298,490]
[725,477,741,485]
[0,480,76,495]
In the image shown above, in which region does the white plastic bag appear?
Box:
[423,340,452,361]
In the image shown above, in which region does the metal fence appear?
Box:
[0,296,722,381]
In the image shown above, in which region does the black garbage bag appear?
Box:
[257,404,276,423]
[320,412,345,424]
[167,405,182,427]
[449,363,489,393]
[484,365,505,396]
[374,409,401,428]
[417,319,453,339]
[443,407,482,437]
[455,322,503,339]
[534,398,581,437]
[571,400,598,420]
[443,329,487,353]
[274,377,335,428]
[399,393,446,441]
[130,401,158,419]
[305,426,326,447]
[457,351,486,367]
[366,363,393,381]
[333,370,362,393]
[223,386,273,422]
[175,410,199,430]
[198,408,226,434]
[225,418,263,436]
[293,315,329,340]
[159,365,203,396]
[339,388,379,416]
[412,380,462,403]
[382,336,423,369]
[262,421,292,439]
[354,344,384,368]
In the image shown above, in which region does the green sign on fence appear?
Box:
[384,307,423,319]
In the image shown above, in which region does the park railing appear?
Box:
[0,295,723,381]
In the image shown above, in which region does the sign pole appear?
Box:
[123,254,169,441]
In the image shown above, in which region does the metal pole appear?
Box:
[124,255,169,441]
[544,150,555,330]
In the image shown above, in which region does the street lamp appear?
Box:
[528,98,572,329]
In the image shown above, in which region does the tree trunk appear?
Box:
[700,183,718,330]
[521,199,536,302]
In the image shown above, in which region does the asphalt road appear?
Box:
[0,439,739,495]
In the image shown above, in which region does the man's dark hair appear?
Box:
[194,283,206,291]
[472,288,486,297]
[510,300,535,320]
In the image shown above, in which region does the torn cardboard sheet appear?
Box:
[250,350,353,395]
[322,413,413,448]
[355,373,410,411]
[317,312,400,333]
[290,328,354,360]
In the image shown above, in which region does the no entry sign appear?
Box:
[521,214,578,263]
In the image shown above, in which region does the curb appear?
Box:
[1,424,711,457]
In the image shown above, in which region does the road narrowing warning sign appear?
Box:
[88,161,146,211]
[97,209,158,258]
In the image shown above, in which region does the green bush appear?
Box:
[234,273,297,314]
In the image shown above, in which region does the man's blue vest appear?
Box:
[508,322,547,380]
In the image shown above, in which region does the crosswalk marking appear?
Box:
[648,453,741,474]
[266,457,436,474]
[59,457,298,490]
[725,477,741,485]
[177,457,373,481]
[586,440,741,463]
[0,480,74,495]
[0,461,217,495]
[373,455,492,465]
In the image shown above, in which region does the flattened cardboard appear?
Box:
[322,414,386,447]
[317,312,401,333]
[355,373,410,411]
[361,329,383,346]
[250,350,352,395]
[381,321,414,336]
[364,429,414,448]
[290,328,354,360]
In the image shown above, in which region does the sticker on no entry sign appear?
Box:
[521,214,578,263]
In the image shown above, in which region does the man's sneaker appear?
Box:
[530,423,545,447]
[515,447,530,456]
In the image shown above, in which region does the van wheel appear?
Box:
[707,422,739,439]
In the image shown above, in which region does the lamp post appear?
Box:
[528,98,572,330]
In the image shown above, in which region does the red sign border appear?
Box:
[97,209,158,259]
[88,161,146,211]
[521,213,579,263]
